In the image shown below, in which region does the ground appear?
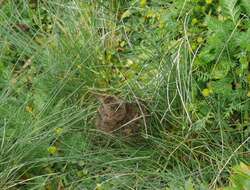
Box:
[0,0,250,189]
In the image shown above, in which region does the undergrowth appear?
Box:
[0,0,249,189]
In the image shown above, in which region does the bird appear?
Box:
[94,93,148,139]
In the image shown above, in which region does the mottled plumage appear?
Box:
[95,94,148,138]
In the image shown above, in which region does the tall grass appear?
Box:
[0,0,249,189]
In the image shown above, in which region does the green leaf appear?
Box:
[196,48,216,66]
[239,54,248,73]
[0,62,4,74]
[241,0,250,16]
[185,179,195,190]
[220,0,240,24]
[210,78,233,96]
[211,60,231,79]
[206,16,224,33]
[121,10,132,20]
[229,163,250,190]
[236,30,250,51]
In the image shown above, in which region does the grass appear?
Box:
[0,0,249,189]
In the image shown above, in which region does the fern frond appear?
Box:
[220,0,240,24]
[195,71,211,82]
[241,0,250,16]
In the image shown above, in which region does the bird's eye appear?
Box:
[104,96,116,104]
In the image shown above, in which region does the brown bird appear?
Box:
[95,94,148,138]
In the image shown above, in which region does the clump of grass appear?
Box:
[0,0,249,189]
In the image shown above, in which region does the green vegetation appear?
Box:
[0,0,249,189]
[221,163,250,190]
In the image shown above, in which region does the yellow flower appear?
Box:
[197,37,203,43]
[202,88,210,97]
[25,105,33,113]
[206,0,212,4]
[217,6,222,13]
[191,18,198,25]
[47,146,57,155]
[54,127,63,136]
[77,64,82,69]
[95,183,102,190]
[126,59,134,66]
[119,40,126,47]
[146,10,157,18]
[140,0,147,7]
[191,43,197,50]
